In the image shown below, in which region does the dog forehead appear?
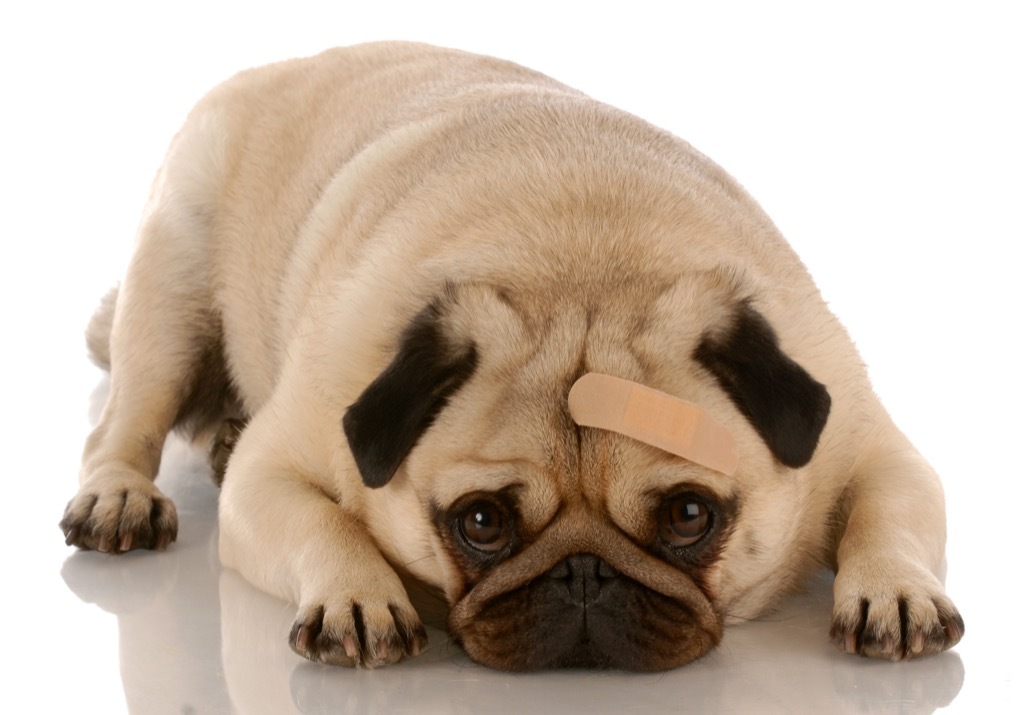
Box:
[402,275,764,518]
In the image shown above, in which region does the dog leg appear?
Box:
[62,206,217,553]
[829,427,964,659]
[219,405,428,668]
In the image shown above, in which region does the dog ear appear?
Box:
[694,302,830,468]
[343,301,478,488]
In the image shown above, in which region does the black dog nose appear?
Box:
[547,554,619,605]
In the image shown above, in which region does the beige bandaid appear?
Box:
[567,373,739,475]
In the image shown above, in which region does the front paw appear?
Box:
[60,472,178,553]
[289,597,427,668]
[830,560,964,660]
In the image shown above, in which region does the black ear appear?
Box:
[342,301,478,488]
[694,303,830,468]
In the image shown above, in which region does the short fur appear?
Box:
[63,42,962,670]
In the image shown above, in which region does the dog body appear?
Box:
[63,42,962,670]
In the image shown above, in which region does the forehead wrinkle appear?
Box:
[645,452,739,495]
[568,309,666,509]
[449,455,545,473]
[581,276,677,369]
[570,428,618,511]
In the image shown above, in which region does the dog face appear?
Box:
[344,275,831,671]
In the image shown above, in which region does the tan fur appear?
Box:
[63,42,961,670]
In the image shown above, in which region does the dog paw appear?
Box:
[60,475,178,553]
[289,598,427,668]
[830,560,964,660]
[209,417,246,487]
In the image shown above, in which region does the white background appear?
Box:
[2,1,1021,712]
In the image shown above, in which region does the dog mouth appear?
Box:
[446,510,722,671]
[451,552,721,671]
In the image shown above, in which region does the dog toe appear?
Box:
[60,479,178,553]
[289,599,426,668]
[830,566,964,660]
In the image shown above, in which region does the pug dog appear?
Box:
[61,42,963,671]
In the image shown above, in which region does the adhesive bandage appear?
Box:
[567,373,739,475]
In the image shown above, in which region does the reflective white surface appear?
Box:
[51,430,973,714]
[4,2,1022,712]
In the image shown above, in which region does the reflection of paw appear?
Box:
[60,471,178,553]
[830,559,963,660]
[61,546,179,614]
[289,596,427,668]
[831,649,965,712]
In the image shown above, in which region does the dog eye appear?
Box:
[458,502,510,553]
[659,496,711,547]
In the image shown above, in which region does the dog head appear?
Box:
[342,278,830,671]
